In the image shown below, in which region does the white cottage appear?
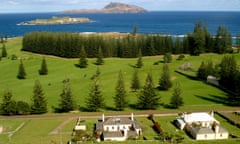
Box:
[175,112,228,140]
[95,113,142,141]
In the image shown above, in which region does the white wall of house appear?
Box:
[104,136,126,141]
[196,133,216,140]
[215,132,229,140]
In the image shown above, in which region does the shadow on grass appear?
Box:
[129,103,139,110]
[105,106,117,111]
[174,70,199,81]
[194,94,235,106]
[163,103,176,109]
[79,106,92,112]
[74,64,88,68]
[128,63,138,69]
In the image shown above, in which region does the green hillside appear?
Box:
[1,37,240,113]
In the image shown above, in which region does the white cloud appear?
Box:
[8,0,19,5]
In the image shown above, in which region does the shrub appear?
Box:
[16,101,30,115]
[11,54,18,60]
[177,54,185,60]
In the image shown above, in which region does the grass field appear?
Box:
[1,37,240,113]
[1,37,240,143]
[1,114,239,144]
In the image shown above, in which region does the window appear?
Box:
[112,126,114,130]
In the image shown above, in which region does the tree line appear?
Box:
[197,55,240,105]
[22,21,234,58]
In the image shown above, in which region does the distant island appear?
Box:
[17,16,94,25]
[63,2,148,14]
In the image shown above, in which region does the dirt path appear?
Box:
[49,117,75,135]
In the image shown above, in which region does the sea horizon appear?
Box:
[0,11,239,38]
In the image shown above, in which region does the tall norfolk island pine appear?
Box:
[79,46,88,68]
[1,44,7,57]
[138,73,160,110]
[159,64,172,90]
[136,49,143,68]
[31,80,47,114]
[86,77,105,112]
[114,70,127,111]
[131,69,141,92]
[39,57,48,75]
[58,79,75,112]
[96,47,104,65]
[170,82,184,109]
[17,59,26,79]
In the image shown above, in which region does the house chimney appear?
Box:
[210,110,214,117]
[131,113,134,121]
[102,114,105,122]
[215,124,219,133]
[123,129,128,137]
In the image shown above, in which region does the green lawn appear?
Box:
[0,119,26,144]
[8,119,70,144]
[2,38,240,113]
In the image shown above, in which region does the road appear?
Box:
[0,109,238,120]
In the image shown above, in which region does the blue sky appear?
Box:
[1,0,240,13]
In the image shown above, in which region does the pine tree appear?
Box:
[96,47,104,65]
[163,53,172,63]
[236,32,240,53]
[159,64,172,90]
[17,59,26,79]
[39,57,48,75]
[131,69,141,92]
[215,26,232,54]
[58,79,75,112]
[170,82,183,109]
[136,49,143,68]
[137,73,160,109]
[132,23,138,36]
[86,77,105,112]
[79,46,88,68]
[219,56,237,97]
[197,61,207,80]
[1,44,7,57]
[31,80,47,114]
[0,89,16,115]
[114,70,127,111]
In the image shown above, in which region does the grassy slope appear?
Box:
[1,38,240,113]
[1,37,240,143]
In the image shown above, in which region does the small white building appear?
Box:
[95,113,142,141]
[207,76,219,86]
[74,117,86,131]
[175,112,228,140]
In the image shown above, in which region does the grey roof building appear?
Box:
[95,113,142,141]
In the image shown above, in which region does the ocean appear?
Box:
[0,11,239,38]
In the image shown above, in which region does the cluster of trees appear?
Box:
[197,55,240,105]
[17,57,48,79]
[0,34,7,43]
[0,80,47,115]
[22,22,233,59]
